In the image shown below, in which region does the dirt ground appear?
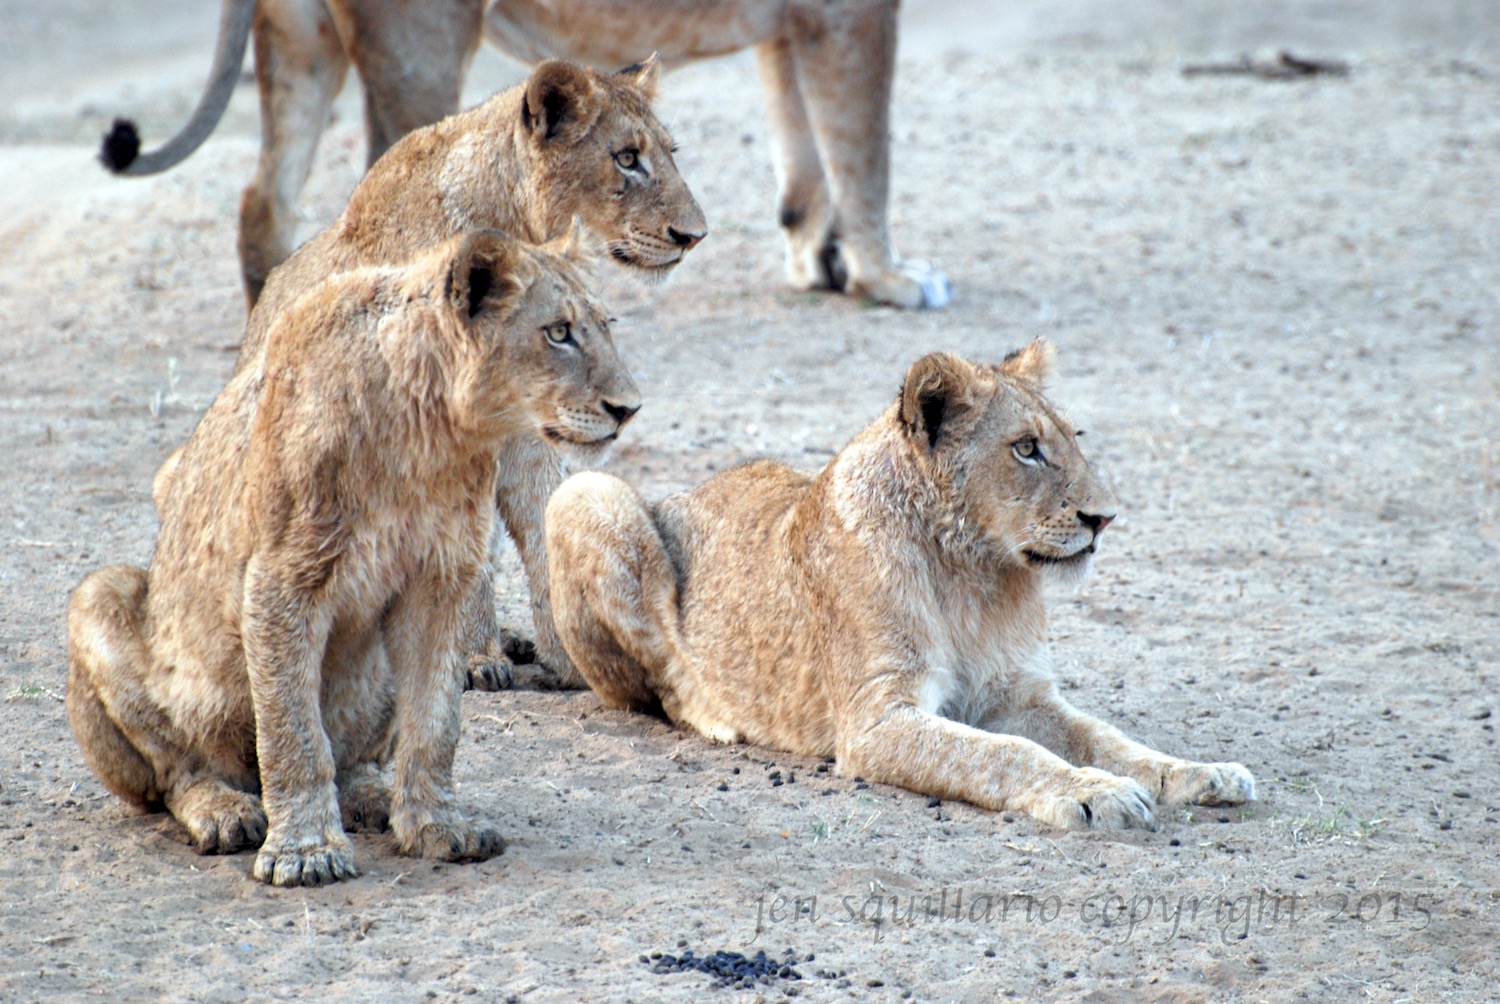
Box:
[1,2,1497,1001]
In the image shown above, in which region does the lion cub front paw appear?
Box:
[1160,761,1258,807]
[393,806,506,862]
[252,828,359,887]
[464,647,515,692]
[1026,768,1158,831]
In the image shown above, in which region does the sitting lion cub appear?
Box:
[67,229,639,885]
[545,341,1255,829]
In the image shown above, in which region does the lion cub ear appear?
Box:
[445,232,524,321]
[522,60,604,142]
[900,352,978,450]
[616,52,662,101]
[998,337,1056,386]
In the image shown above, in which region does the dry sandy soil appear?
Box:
[1,2,1497,1001]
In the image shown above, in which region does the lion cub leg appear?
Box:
[241,560,357,887]
[544,472,682,713]
[67,565,268,853]
[840,704,1158,831]
[382,579,505,863]
[989,678,1258,810]
[480,436,586,689]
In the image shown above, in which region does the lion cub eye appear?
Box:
[544,321,575,346]
[613,148,641,171]
[1013,436,1046,464]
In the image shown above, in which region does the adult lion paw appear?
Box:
[1024,768,1158,831]
[252,829,358,887]
[852,261,953,310]
[894,259,952,309]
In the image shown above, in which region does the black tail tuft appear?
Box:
[99,119,141,173]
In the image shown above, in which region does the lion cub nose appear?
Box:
[667,226,705,250]
[603,400,640,426]
[1079,511,1115,534]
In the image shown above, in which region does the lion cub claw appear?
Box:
[1160,761,1258,807]
[394,809,506,862]
[1027,769,1158,832]
[174,784,267,855]
[253,831,360,888]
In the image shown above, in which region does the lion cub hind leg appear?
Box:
[545,471,681,713]
[66,565,163,810]
[68,565,271,853]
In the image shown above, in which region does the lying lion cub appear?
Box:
[546,341,1255,829]
[67,229,639,885]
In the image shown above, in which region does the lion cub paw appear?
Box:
[1159,761,1258,807]
[252,829,359,887]
[1026,768,1158,831]
[339,770,391,833]
[174,784,267,855]
[393,807,506,862]
[464,649,515,692]
[464,628,540,691]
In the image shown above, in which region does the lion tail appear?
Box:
[99,0,255,176]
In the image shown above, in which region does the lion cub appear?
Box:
[67,230,639,885]
[545,341,1255,830]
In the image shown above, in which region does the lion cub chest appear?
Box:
[910,620,1045,728]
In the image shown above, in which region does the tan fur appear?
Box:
[67,230,639,884]
[226,57,692,690]
[243,54,703,313]
[198,0,940,308]
[545,341,1256,830]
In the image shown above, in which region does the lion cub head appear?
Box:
[516,57,707,272]
[386,228,640,455]
[894,339,1118,581]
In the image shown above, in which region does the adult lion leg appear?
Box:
[983,675,1258,809]
[839,703,1157,831]
[67,565,267,854]
[241,557,356,886]
[238,0,351,305]
[383,575,505,862]
[544,471,679,713]
[755,34,841,293]
[334,0,484,163]
[784,0,950,308]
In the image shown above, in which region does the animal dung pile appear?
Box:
[641,946,815,990]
